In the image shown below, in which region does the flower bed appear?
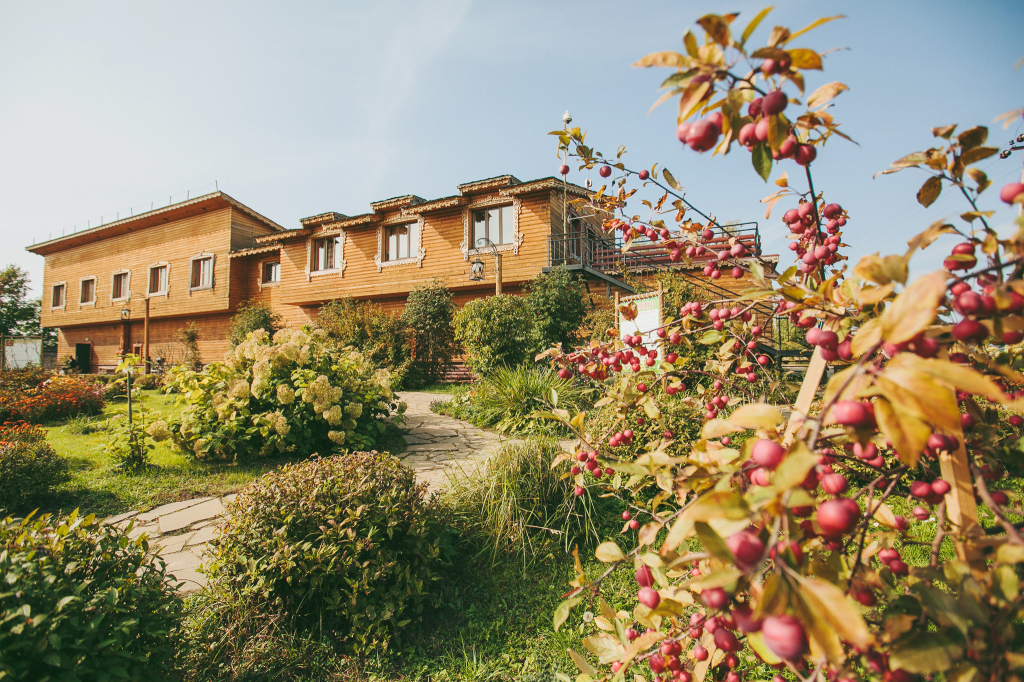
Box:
[0,375,105,424]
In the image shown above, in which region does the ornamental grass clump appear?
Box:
[199,452,449,656]
[0,510,181,680]
[163,326,402,462]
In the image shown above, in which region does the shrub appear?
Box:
[438,364,592,436]
[317,298,413,385]
[576,305,617,344]
[403,278,458,387]
[174,321,202,370]
[202,452,449,654]
[0,510,181,680]
[0,422,70,512]
[0,375,104,424]
[0,366,52,393]
[453,294,535,375]
[526,266,588,350]
[443,437,599,565]
[133,373,160,390]
[164,327,400,462]
[227,301,283,348]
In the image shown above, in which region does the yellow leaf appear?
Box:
[774,171,789,187]
[873,396,930,467]
[850,317,883,358]
[806,81,849,109]
[867,500,899,529]
[681,491,749,523]
[568,648,598,676]
[728,403,783,429]
[638,521,662,547]
[595,541,627,562]
[800,576,874,651]
[770,441,819,491]
[891,354,1004,401]
[907,220,956,253]
[880,270,948,345]
[702,418,738,440]
[633,51,692,68]
[740,6,773,46]
[917,175,943,208]
[783,15,844,44]
[853,252,908,285]
[786,48,822,70]
[661,517,694,555]
[876,369,960,434]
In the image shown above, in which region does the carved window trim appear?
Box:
[305,229,347,281]
[78,276,97,308]
[110,269,131,303]
[147,262,170,298]
[460,196,522,261]
[257,259,280,291]
[374,216,425,272]
[51,282,67,311]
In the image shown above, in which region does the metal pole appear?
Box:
[144,298,151,374]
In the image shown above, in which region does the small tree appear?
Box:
[174,322,202,370]
[525,267,588,351]
[403,278,458,386]
[0,265,38,337]
[317,298,413,385]
[453,294,535,376]
[227,302,283,347]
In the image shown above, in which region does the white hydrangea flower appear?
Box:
[323,404,342,425]
[277,384,295,405]
[228,378,251,400]
[344,402,362,419]
[328,430,346,445]
[146,420,172,441]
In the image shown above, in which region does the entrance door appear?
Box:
[75,343,91,374]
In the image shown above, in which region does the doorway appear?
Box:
[75,343,91,374]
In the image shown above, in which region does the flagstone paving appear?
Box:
[104,390,499,593]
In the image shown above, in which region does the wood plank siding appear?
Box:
[27,176,769,371]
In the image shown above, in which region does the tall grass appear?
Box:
[434,365,592,436]
[443,437,599,567]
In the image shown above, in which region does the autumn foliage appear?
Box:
[541,9,1024,682]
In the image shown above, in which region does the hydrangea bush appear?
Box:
[535,9,1024,682]
[163,327,403,462]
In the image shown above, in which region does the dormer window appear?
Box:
[385,223,417,261]
[473,205,514,247]
[312,236,341,272]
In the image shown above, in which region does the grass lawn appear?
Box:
[411,381,467,395]
[41,389,407,519]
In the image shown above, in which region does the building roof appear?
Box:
[26,191,286,256]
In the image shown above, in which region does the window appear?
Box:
[111,272,129,300]
[311,236,342,272]
[262,261,280,284]
[149,265,168,295]
[472,205,514,248]
[190,256,213,290]
[79,278,96,305]
[51,283,66,309]
[385,223,417,261]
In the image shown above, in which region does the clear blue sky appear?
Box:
[2,0,1022,297]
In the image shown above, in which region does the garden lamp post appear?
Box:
[469,238,503,295]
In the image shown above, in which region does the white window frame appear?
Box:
[460,196,523,260]
[374,216,425,272]
[147,262,170,298]
[188,253,216,292]
[78,276,97,307]
[260,260,280,288]
[305,229,346,280]
[110,269,131,303]
[51,282,67,311]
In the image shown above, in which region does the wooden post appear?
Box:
[143,297,150,374]
[495,254,503,295]
[941,424,984,565]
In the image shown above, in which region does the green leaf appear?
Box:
[553,596,581,632]
[751,142,772,181]
[567,648,598,676]
[682,491,749,523]
[770,441,818,491]
[694,522,735,562]
[662,168,680,190]
[889,630,964,674]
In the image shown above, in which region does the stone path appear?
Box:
[104,391,499,593]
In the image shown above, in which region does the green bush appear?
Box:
[164,327,401,462]
[317,298,413,385]
[526,266,588,350]
[403,278,459,387]
[443,437,599,565]
[201,452,449,655]
[576,305,617,345]
[0,510,181,680]
[453,294,535,375]
[0,422,70,512]
[227,301,283,348]
[0,366,53,393]
[435,365,591,436]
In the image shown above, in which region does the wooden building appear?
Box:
[27,174,771,372]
